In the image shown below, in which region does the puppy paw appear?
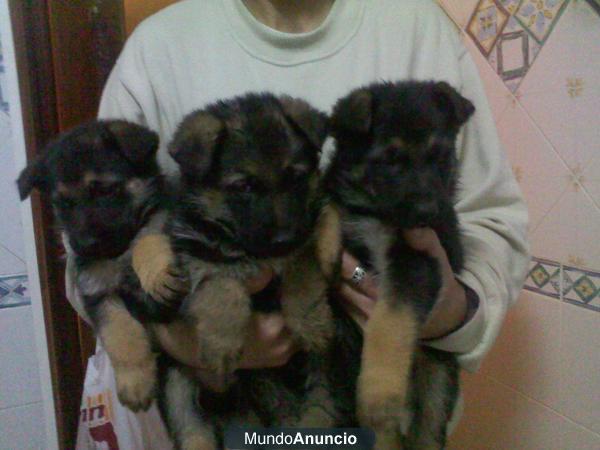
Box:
[114,361,157,412]
[358,382,410,436]
[133,234,190,307]
[181,433,216,450]
[148,265,190,307]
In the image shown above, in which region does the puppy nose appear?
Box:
[414,201,439,222]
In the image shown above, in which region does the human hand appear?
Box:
[153,266,299,369]
[403,228,468,339]
[337,228,468,339]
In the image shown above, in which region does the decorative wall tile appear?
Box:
[518,1,600,171]
[524,257,561,298]
[437,0,481,28]
[563,265,600,311]
[0,273,29,309]
[515,0,569,43]
[488,16,542,91]
[466,0,511,56]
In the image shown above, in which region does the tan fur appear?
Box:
[185,278,252,376]
[358,300,418,450]
[315,203,343,279]
[132,234,187,304]
[97,297,157,411]
[281,242,334,353]
[181,434,216,450]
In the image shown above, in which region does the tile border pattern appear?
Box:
[465,0,571,92]
[524,257,600,312]
[0,274,30,309]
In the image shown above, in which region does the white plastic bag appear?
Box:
[76,343,174,450]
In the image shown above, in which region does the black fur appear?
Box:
[17,120,180,412]
[326,80,474,449]
[158,93,342,450]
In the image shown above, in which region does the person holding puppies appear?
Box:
[67,0,530,440]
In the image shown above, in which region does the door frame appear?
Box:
[8,2,125,448]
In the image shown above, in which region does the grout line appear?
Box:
[483,374,600,438]
[0,400,43,412]
[0,241,26,265]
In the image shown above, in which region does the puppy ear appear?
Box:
[278,96,328,150]
[16,157,47,200]
[433,82,475,128]
[330,88,373,136]
[104,120,160,166]
[168,111,224,177]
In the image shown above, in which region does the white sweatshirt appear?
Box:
[90,0,530,372]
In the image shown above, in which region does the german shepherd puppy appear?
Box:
[17,120,187,412]
[323,81,475,449]
[156,93,338,449]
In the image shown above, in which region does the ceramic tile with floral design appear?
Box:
[515,0,569,43]
[488,16,543,91]
[467,0,511,55]
[563,266,600,311]
[524,257,562,299]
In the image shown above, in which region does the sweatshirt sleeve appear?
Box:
[425,48,531,372]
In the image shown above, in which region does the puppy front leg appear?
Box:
[95,296,157,411]
[358,295,418,450]
[185,278,252,379]
[132,234,189,306]
[315,203,343,280]
[281,242,334,353]
[159,365,217,450]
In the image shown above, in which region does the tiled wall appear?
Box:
[0,3,46,448]
[437,1,600,448]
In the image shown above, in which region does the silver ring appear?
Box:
[351,266,367,285]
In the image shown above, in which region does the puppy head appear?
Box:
[17,120,161,258]
[327,81,475,227]
[169,93,327,258]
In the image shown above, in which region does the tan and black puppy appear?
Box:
[17,120,187,412]
[323,81,475,449]
[156,93,338,449]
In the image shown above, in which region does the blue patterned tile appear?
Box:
[524,257,561,299]
[467,0,512,56]
[563,265,600,312]
[515,0,570,43]
[0,274,30,309]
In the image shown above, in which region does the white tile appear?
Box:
[0,403,45,450]
[560,302,600,434]
[582,153,600,209]
[561,420,600,450]
[517,1,600,172]
[480,291,563,410]
[0,245,26,278]
[0,111,26,262]
[463,36,513,125]
[495,100,571,232]
[0,306,42,409]
[530,187,600,270]
[449,372,568,450]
